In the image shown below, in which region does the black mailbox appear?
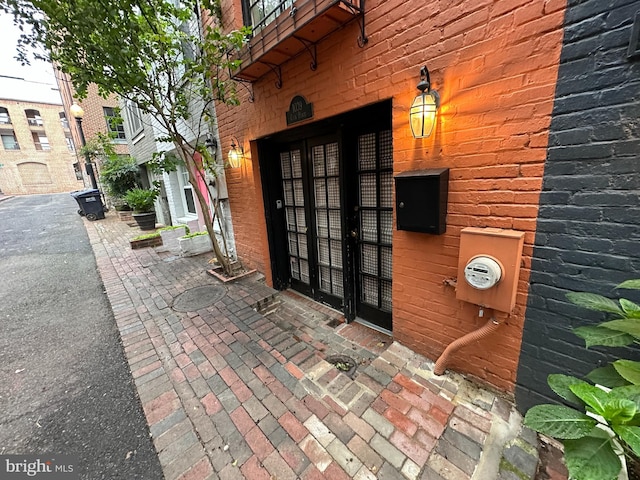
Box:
[395,168,449,234]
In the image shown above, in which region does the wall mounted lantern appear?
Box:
[227,136,244,168]
[409,66,440,138]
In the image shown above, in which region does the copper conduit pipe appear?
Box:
[433,317,501,376]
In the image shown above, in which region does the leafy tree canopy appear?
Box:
[1,0,247,140]
[1,0,249,275]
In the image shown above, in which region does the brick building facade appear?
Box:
[210,0,639,406]
[0,77,83,194]
[54,70,130,189]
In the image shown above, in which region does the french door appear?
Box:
[350,130,393,330]
[279,136,344,310]
[263,103,393,331]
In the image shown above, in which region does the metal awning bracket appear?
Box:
[264,62,283,89]
[293,36,318,71]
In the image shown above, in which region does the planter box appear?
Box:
[130,236,163,250]
[178,234,212,257]
[159,226,188,254]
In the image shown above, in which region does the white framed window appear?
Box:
[65,135,75,152]
[243,0,293,33]
[1,132,19,150]
[25,109,43,126]
[59,112,69,129]
[32,132,50,150]
[178,165,197,215]
[0,107,11,124]
[126,101,143,136]
[103,107,126,141]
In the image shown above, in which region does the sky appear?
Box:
[0,12,56,85]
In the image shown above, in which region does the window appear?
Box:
[126,101,143,136]
[103,107,126,141]
[59,112,69,129]
[178,165,197,215]
[25,109,44,126]
[0,107,10,124]
[32,132,50,151]
[65,135,75,152]
[243,0,293,33]
[1,132,20,150]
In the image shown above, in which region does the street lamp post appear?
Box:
[70,102,98,190]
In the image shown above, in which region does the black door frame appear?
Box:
[258,100,392,324]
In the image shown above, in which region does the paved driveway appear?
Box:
[0,194,162,479]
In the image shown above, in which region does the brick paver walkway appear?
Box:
[85,213,543,480]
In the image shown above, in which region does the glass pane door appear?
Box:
[355,130,393,330]
[312,141,344,301]
[280,148,310,290]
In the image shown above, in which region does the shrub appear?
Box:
[124,188,158,213]
[100,155,140,199]
[524,279,640,480]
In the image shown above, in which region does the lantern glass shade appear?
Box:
[410,92,438,138]
[227,147,243,168]
[70,103,84,119]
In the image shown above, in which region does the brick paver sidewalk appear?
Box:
[85,213,543,480]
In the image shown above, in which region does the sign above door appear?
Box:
[286,95,314,125]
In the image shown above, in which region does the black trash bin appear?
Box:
[70,189,105,221]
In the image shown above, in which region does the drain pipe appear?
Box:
[434,310,500,376]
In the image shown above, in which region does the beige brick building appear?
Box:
[0,76,83,194]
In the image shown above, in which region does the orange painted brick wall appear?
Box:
[215,0,567,392]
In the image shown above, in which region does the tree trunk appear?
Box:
[175,140,232,277]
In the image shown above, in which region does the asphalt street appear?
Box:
[0,193,163,479]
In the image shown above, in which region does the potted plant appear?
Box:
[124,188,158,230]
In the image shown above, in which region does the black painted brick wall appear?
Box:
[515,0,640,412]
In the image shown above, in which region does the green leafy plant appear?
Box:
[524,279,640,480]
[124,188,158,213]
[181,231,208,239]
[101,155,140,200]
[131,232,161,241]
[159,225,190,235]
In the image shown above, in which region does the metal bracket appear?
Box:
[264,62,283,89]
[235,79,255,102]
[293,36,318,71]
[340,0,367,47]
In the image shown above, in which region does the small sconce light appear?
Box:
[204,134,217,160]
[410,66,440,138]
[227,136,244,168]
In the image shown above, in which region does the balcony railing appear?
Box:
[233,0,366,85]
[28,118,44,126]
[0,115,11,125]
[61,118,70,129]
[34,142,51,151]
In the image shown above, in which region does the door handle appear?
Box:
[350,229,358,239]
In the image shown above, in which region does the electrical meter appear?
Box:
[464,255,503,290]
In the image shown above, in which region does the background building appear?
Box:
[0,75,82,194]
[54,70,130,190]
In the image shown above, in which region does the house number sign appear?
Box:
[286,95,314,125]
